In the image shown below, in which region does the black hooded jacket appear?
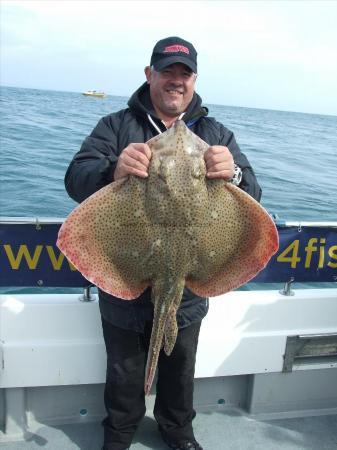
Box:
[65,83,262,332]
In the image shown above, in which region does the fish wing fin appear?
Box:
[186,183,279,297]
[57,178,152,299]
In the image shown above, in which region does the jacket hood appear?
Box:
[127,82,208,125]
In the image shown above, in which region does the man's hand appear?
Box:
[114,143,152,181]
[204,145,235,180]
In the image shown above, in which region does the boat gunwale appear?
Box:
[1,217,337,228]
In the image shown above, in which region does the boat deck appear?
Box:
[1,408,337,450]
[1,288,337,449]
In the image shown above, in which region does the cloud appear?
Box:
[2,0,337,114]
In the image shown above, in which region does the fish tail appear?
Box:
[144,316,166,395]
[144,278,184,395]
[164,309,178,355]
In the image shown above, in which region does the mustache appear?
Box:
[166,84,184,92]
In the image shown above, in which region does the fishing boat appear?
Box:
[0,217,336,449]
[82,90,106,98]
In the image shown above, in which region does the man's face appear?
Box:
[145,63,196,119]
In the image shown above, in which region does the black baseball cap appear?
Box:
[150,36,197,73]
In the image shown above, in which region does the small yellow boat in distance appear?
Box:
[82,90,106,98]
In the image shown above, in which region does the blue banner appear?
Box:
[253,225,337,283]
[0,222,89,288]
[0,221,336,287]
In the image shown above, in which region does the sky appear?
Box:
[1,0,337,115]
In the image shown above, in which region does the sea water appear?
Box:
[1,86,336,221]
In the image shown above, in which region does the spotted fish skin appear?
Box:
[57,120,279,395]
[142,125,212,393]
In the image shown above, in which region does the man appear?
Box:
[65,37,261,450]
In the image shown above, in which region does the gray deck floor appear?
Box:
[1,409,337,450]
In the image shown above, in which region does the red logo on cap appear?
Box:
[164,45,190,55]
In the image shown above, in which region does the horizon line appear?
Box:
[1,83,336,118]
